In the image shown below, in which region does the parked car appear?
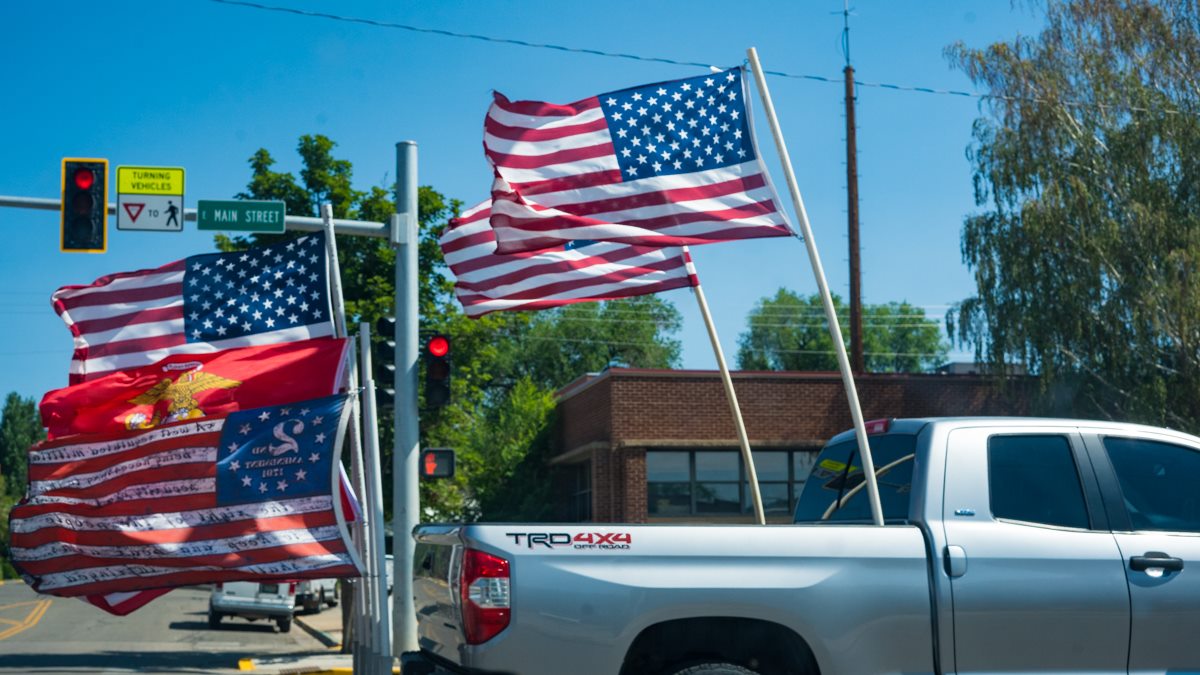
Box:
[404,417,1200,675]
[295,578,339,613]
[208,580,296,633]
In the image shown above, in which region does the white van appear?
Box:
[295,578,339,613]
[208,580,297,632]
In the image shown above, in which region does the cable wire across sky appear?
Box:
[208,0,1179,115]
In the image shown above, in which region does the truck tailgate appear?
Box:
[413,525,466,662]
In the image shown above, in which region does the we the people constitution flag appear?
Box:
[52,232,334,384]
[440,199,698,317]
[40,337,349,440]
[9,394,363,598]
[484,67,793,253]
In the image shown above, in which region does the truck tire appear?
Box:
[207,608,222,629]
[670,664,759,675]
[317,589,327,611]
[277,616,292,633]
[327,584,339,608]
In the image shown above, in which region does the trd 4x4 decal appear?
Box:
[505,532,632,550]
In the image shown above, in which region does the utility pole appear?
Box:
[843,1,865,374]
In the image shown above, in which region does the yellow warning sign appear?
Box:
[117,166,185,195]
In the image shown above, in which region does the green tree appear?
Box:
[736,289,947,372]
[946,0,1200,428]
[0,392,42,579]
[224,136,684,521]
[0,392,40,499]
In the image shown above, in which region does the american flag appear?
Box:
[440,199,698,317]
[9,394,362,598]
[53,232,334,384]
[484,67,793,254]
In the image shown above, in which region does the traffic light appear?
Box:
[374,316,396,409]
[61,158,108,253]
[420,448,455,479]
[424,334,451,409]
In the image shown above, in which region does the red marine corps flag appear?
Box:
[39,337,349,440]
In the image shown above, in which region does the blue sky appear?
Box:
[0,1,1045,403]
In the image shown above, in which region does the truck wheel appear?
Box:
[327,584,339,608]
[207,608,222,629]
[317,589,327,611]
[277,616,292,633]
[670,664,759,675]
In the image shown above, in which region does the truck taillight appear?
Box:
[460,548,510,645]
[288,582,297,595]
[215,582,223,591]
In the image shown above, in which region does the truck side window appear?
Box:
[1103,437,1200,533]
[988,435,1089,529]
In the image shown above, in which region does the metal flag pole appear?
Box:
[359,323,394,671]
[684,247,766,525]
[745,48,885,526]
[320,203,376,665]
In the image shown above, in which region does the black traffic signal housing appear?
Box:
[61,158,108,253]
[374,316,397,409]
[420,448,455,480]
[424,334,451,409]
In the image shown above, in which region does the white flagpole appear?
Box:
[321,204,376,664]
[685,247,766,525]
[745,48,885,527]
[358,323,394,669]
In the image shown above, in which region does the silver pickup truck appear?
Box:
[402,417,1200,674]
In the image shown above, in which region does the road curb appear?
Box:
[294,615,340,649]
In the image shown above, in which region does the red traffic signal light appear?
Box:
[73,167,95,191]
[428,335,449,358]
[424,334,451,409]
[420,448,455,479]
[61,158,108,253]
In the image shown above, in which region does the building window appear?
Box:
[647,449,816,518]
[566,460,592,522]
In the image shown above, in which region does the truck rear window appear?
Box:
[793,434,917,523]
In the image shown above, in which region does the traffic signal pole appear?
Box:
[392,141,420,655]
[0,195,389,237]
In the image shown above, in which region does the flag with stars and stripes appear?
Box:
[440,199,699,317]
[52,232,334,384]
[9,393,363,599]
[484,67,794,254]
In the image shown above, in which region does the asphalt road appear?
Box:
[0,579,329,674]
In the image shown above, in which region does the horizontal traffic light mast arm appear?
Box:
[0,195,389,239]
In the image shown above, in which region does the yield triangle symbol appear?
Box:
[123,203,145,222]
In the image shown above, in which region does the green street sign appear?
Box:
[197,200,286,233]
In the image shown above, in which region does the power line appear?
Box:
[206,0,1182,115]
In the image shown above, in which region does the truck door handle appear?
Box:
[1130,552,1184,573]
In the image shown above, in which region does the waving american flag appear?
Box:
[440,199,698,317]
[484,67,793,253]
[52,233,334,384]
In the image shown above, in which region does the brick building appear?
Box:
[550,368,1031,524]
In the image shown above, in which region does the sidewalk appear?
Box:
[235,606,358,674]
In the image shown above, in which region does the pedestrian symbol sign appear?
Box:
[116,166,185,232]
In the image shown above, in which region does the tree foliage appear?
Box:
[0,392,42,578]
[737,288,947,372]
[947,0,1200,428]
[224,136,683,521]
